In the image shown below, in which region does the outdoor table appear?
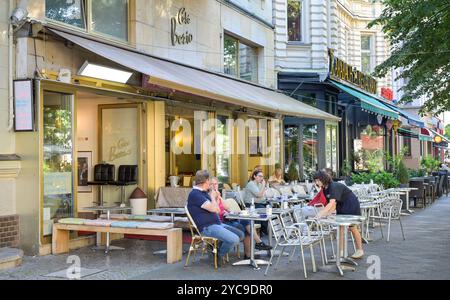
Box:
[225,212,272,270]
[81,206,131,254]
[318,215,365,276]
[394,187,418,214]
[147,207,186,223]
[266,196,308,208]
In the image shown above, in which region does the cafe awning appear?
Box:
[49,29,340,122]
[384,104,425,128]
[398,128,419,139]
[430,129,450,143]
[328,79,399,120]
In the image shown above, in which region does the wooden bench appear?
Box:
[52,223,183,264]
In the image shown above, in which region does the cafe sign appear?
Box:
[171,8,193,46]
[329,49,377,95]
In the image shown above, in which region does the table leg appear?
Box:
[233,219,269,269]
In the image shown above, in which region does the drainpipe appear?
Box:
[7,0,14,132]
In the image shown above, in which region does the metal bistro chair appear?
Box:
[371,198,405,242]
[264,214,322,279]
[423,177,436,204]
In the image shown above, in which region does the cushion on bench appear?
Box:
[83,219,116,227]
[110,221,143,229]
[99,214,131,220]
[130,215,152,220]
[58,218,86,225]
[136,222,174,230]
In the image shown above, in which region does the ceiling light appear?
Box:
[78,61,133,83]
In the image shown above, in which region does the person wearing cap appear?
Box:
[187,170,244,266]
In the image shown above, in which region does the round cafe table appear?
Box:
[318,215,365,276]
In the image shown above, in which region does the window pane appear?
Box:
[43,92,74,236]
[224,36,238,77]
[361,35,371,50]
[239,43,258,83]
[303,125,318,179]
[361,53,371,74]
[92,0,128,41]
[46,0,86,28]
[296,92,316,107]
[216,115,231,183]
[358,125,385,171]
[284,125,300,178]
[288,0,302,41]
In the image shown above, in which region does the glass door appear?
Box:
[43,91,74,238]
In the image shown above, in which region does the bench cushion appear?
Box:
[136,222,174,230]
[83,219,116,227]
[110,221,143,229]
[100,214,131,220]
[58,218,86,225]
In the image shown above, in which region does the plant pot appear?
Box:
[130,198,147,215]
[399,183,409,188]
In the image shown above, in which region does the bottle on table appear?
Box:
[250,198,256,214]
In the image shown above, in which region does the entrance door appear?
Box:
[42,91,75,240]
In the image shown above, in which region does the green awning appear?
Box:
[398,128,419,139]
[329,80,399,120]
[419,135,433,142]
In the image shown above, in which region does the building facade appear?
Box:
[274,0,395,179]
[1,0,338,255]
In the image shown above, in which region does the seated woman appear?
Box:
[244,170,269,234]
[313,170,364,259]
[268,163,286,186]
[210,177,272,258]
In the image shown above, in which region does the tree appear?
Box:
[368,0,450,114]
[445,124,450,140]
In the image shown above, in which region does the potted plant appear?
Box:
[397,160,410,187]
[286,162,299,182]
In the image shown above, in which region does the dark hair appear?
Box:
[194,170,210,185]
[251,170,263,181]
[313,170,332,186]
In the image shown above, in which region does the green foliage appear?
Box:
[352,171,400,189]
[408,168,426,178]
[421,155,441,174]
[341,159,353,177]
[364,149,384,173]
[445,124,450,141]
[286,162,299,182]
[397,160,410,184]
[368,0,450,114]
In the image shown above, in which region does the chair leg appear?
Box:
[288,246,296,262]
[185,244,194,267]
[322,239,328,264]
[310,245,317,273]
[274,246,285,270]
[300,244,308,279]
[379,220,384,239]
[264,244,278,276]
[319,241,326,267]
[387,218,392,242]
[329,235,335,259]
[399,218,406,241]
[214,241,218,270]
[350,231,356,253]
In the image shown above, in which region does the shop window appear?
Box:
[249,119,267,157]
[355,124,385,171]
[224,34,259,83]
[403,137,412,157]
[303,124,318,179]
[287,0,303,42]
[284,125,300,178]
[326,124,338,175]
[216,115,231,183]
[43,91,74,237]
[361,34,374,74]
[295,92,317,107]
[46,0,129,42]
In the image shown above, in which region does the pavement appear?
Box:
[1,195,450,280]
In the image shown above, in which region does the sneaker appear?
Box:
[351,249,364,259]
[255,242,273,251]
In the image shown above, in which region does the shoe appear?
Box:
[351,249,364,259]
[255,242,273,251]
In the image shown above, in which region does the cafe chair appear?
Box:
[371,198,405,242]
[277,186,293,196]
[112,165,138,206]
[409,179,427,208]
[182,176,192,187]
[292,185,307,195]
[87,163,115,206]
[222,183,232,191]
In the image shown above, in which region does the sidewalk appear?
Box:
[1,196,450,280]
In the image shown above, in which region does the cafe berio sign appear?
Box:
[171,8,193,46]
[329,49,377,94]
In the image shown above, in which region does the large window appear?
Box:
[326,124,338,176]
[295,92,316,107]
[287,0,303,42]
[355,124,385,171]
[46,0,129,41]
[403,137,412,157]
[303,124,318,179]
[361,34,373,74]
[43,92,74,237]
[224,35,259,83]
[216,115,231,183]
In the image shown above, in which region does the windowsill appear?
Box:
[287,41,312,47]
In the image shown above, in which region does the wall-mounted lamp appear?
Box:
[78,61,133,83]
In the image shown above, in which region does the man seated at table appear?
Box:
[313,170,364,259]
[268,163,286,186]
[187,170,244,266]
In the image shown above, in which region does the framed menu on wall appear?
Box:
[13,79,35,131]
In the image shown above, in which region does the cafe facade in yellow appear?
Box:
[8,0,338,255]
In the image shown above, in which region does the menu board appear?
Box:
[13,80,34,131]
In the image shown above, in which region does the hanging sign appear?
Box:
[13,79,35,131]
[329,49,377,94]
[171,8,193,46]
